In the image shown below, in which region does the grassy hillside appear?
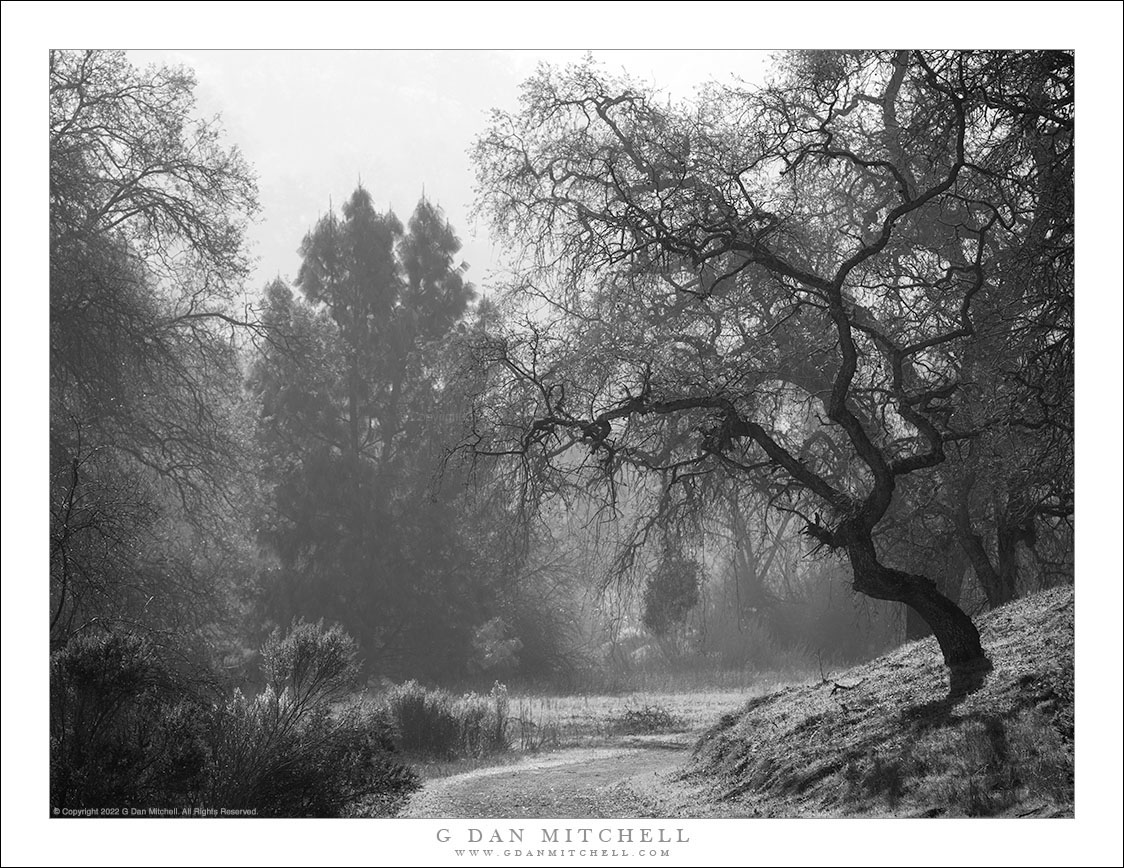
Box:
[686,586,1074,817]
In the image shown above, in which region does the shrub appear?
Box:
[205,688,417,817]
[612,704,680,735]
[260,618,358,711]
[50,623,419,817]
[386,680,462,758]
[206,618,418,816]
[469,618,523,676]
[641,549,703,638]
[385,680,511,759]
[50,631,209,808]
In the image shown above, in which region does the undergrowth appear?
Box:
[385,680,511,759]
[612,705,680,735]
[51,620,419,818]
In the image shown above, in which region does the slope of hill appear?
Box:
[686,585,1074,817]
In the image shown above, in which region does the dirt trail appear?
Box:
[400,739,702,819]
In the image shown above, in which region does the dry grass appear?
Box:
[572,664,815,696]
[397,682,791,781]
[507,686,781,747]
[686,586,1074,817]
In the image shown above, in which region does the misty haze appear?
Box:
[48,48,1074,825]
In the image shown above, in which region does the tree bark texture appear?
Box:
[842,526,989,689]
[904,536,967,641]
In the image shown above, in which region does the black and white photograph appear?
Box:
[3,4,1122,866]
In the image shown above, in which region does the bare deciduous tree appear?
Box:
[468,51,1073,691]
[50,50,260,645]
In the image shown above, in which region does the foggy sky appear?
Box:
[128,50,769,299]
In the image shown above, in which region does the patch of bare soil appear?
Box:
[400,737,720,819]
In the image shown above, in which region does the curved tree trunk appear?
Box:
[904,604,931,642]
[843,529,989,691]
[904,535,968,641]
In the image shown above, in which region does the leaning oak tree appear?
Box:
[469,51,1073,689]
